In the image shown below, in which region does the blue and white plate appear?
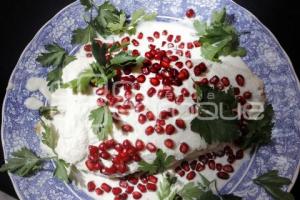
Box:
[2,0,300,199]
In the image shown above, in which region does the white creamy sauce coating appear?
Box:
[27,20,266,200]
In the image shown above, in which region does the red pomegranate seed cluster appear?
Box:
[85,139,147,175]
[174,146,244,180]
[87,174,158,199]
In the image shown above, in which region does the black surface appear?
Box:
[0,0,299,199]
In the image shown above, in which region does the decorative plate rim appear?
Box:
[1,0,299,199]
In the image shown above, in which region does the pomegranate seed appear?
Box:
[137,184,147,193]
[208,160,216,170]
[105,139,115,148]
[101,183,112,193]
[181,160,190,171]
[227,154,236,164]
[167,34,174,42]
[157,89,166,99]
[190,160,197,170]
[145,126,154,135]
[135,103,145,112]
[185,60,193,68]
[84,44,92,52]
[178,42,185,49]
[100,151,111,160]
[146,143,157,153]
[165,124,176,135]
[132,49,140,57]
[209,75,219,85]
[122,124,133,132]
[178,69,189,80]
[97,98,106,107]
[219,77,230,87]
[119,180,128,188]
[185,51,191,58]
[237,96,246,105]
[175,61,183,69]
[243,91,252,99]
[87,181,96,192]
[95,188,104,195]
[132,39,139,46]
[132,154,142,162]
[164,139,175,149]
[148,175,158,183]
[200,78,209,85]
[150,77,160,86]
[118,193,128,200]
[137,32,143,39]
[217,172,230,180]
[112,187,122,195]
[180,88,189,97]
[153,31,160,39]
[147,87,156,97]
[196,163,205,172]
[179,142,189,154]
[135,93,144,102]
[175,35,181,43]
[193,40,201,47]
[186,8,196,18]
[186,171,196,180]
[132,191,142,199]
[216,163,223,171]
[162,30,168,35]
[138,114,147,124]
[236,74,245,86]
[128,176,139,185]
[145,52,153,59]
[146,183,157,191]
[146,111,155,121]
[175,95,184,105]
[126,186,134,194]
[223,164,234,173]
[114,144,124,153]
[161,41,167,47]
[89,145,99,155]
[178,170,185,177]
[135,139,145,151]
[155,125,165,134]
[187,42,194,49]
[170,55,179,62]
[236,149,244,159]
[156,119,166,126]
[96,87,106,96]
[147,37,154,42]
[194,65,202,76]
[136,75,146,83]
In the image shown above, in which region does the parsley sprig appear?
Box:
[36,44,76,92]
[193,8,246,62]
[89,105,113,140]
[138,149,175,175]
[64,41,142,94]
[72,0,157,44]
[254,170,294,200]
[39,106,59,120]
[191,84,274,149]
[191,85,240,144]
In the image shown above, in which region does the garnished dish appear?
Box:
[1,0,299,200]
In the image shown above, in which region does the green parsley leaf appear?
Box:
[69,164,85,187]
[89,105,113,140]
[80,0,93,11]
[40,121,59,152]
[110,51,143,68]
[239,104,274,149]
[191,85,239,144]
[127,9,157,34]
[39,106,59,120]
[92,41,108,66]
[193,8,246,62]
[72,24,97,45]
[157,173,177,200]
[36,44,76,92]
[138,149,175,174]
[0,148,44,177]
[54,159,69,183]
[64,68,95,94]
[177,182,203,200]
[253,170,294,200]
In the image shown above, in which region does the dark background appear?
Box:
[0,0,299,199]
